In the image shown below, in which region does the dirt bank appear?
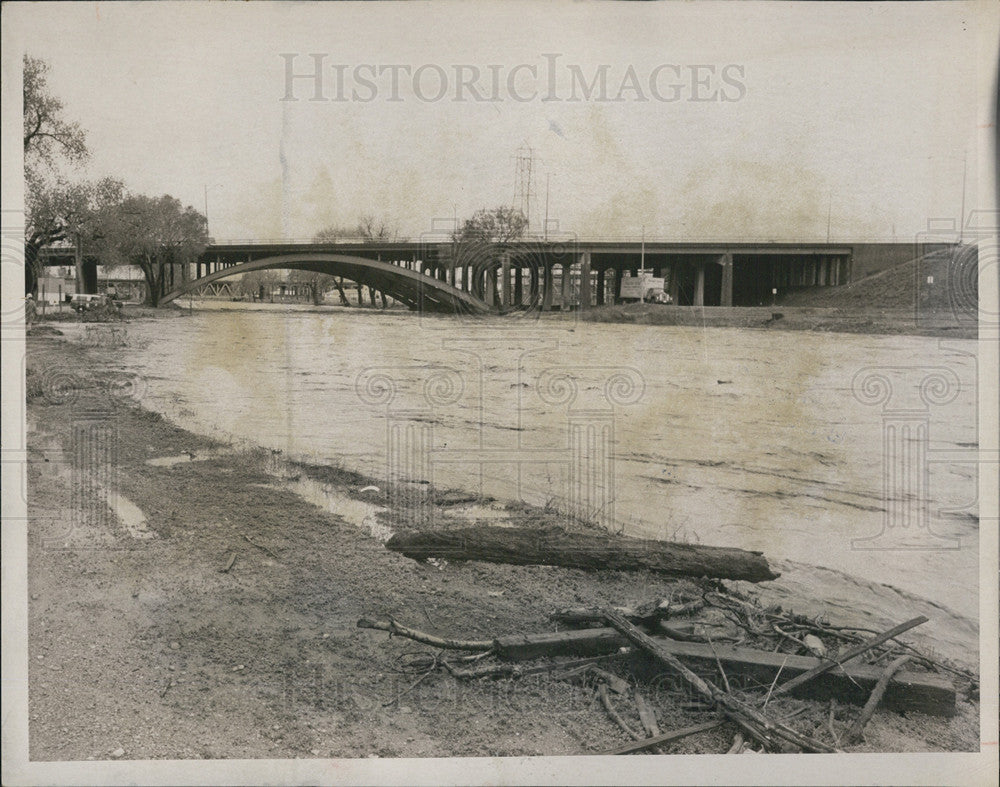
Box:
[576,249,977,339]
[576,303,975,339]
[24,334,979,760]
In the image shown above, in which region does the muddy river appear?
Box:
[68,303,981,664]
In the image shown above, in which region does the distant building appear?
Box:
[35,263,148,304]
[96,265,147,302]
[35,266,75,305]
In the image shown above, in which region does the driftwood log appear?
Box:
[385,526,779,582]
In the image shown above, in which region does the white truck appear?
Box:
[619,270,669,303]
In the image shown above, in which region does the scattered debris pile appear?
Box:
[358,585,976,754]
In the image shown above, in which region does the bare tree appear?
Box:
[357,214,399,242]
[23,55,88,168]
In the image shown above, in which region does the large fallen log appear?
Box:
[492,627,954,716]
[385,525,779,582]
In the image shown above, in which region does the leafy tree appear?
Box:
[238,270,283,300]
[287,269,333,305]
[453,206,527,245]
[98,194,208,306]
[313,224,357,243]
[25,175,124,293]
[23,54,90,292]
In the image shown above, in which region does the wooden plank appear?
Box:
[494,627,954,716]
[598,720,726,755]
[770,616,927,698]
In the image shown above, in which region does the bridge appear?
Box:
[39,237,926,313]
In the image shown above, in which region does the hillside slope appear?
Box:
[777,247,977,313]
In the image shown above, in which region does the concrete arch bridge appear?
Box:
[151,238,922,314]
[160,250,491,314]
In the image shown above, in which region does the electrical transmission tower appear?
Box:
[513,144,536,231]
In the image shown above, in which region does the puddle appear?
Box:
[145,449,233,467]
[106,487,155,540]
[284,473,393,543]
[442,503,519,525]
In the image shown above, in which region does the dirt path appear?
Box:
[24,334,979,759]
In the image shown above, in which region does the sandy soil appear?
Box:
[24,330,980,760]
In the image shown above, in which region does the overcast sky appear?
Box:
[4,1,994,242]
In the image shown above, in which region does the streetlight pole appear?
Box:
[204,184,222,239]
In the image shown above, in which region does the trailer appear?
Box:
[619,270,669,303]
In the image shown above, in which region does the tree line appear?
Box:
[24,54,528,308]
[24,55,209,306]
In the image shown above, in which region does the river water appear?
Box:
[71,303,981,665]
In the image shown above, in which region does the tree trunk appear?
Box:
[141,259,160,307]
[25,240,41,295]
[385,525,779,582]
[335,277,350,306]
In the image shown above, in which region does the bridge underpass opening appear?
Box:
[732,254,850,306]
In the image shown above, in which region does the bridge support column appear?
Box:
[514,264,523,307]
[501,253,512,308]
[719,253,733,307]
[694,263,705,307]
[560,262,572,309]
[543,261,554,310]
[485,266,496,306]
[579,252,591,311]
[73,234,84,294]
[596,268,605,305]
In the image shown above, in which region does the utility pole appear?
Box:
[544,173,550,241]
[826,193,832,243]
[514,144,535,231]
[204,185,209,236]
[960,151,967,243]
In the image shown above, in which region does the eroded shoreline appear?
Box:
[24,332,980,759]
